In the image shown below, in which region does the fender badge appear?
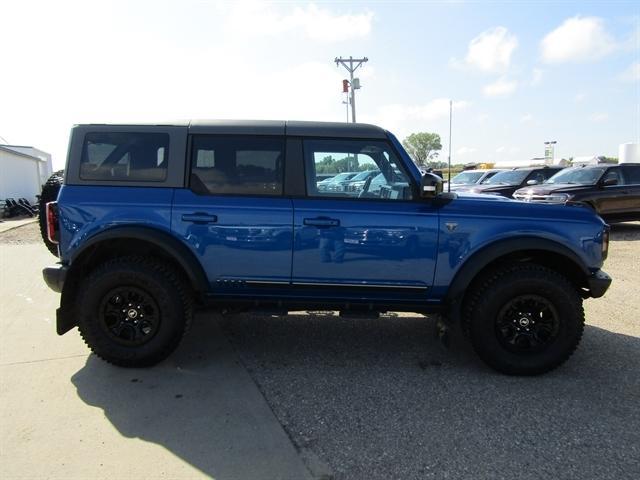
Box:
[445,222,458,232]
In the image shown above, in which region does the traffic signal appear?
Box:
[342,79,349,93]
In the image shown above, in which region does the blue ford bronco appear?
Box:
[42,120,611,375]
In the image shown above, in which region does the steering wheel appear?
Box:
[358,176,374,198]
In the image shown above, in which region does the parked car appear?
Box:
[317,172,358,192]
[326,170,376,193]
[456,166,565,198]
[316,175,336,188]
[345,169,380,193]
[449,169,504,191]
[342,169,380,193]
[43,120,610,375]
[513,163,640,223]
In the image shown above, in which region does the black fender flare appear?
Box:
[68,225,209,292]
[445,236,590,318]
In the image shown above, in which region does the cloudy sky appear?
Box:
[1,0,638,168]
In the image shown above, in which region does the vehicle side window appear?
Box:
[541,169,558,181]
[303,139,413,200]
[80,132,169,181]
[190,135,284,196]
[621,166,640,185]
[602,168,622,185]
[527,171,546,184]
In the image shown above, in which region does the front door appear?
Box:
[292,138,439,298]
[172,135,293,292]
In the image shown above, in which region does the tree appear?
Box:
[402,132,442,167]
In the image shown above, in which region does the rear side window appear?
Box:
[190,136,284,196]
[621,165,640,184]
[80,132,169,181]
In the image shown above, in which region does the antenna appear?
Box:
[448,100,453,193]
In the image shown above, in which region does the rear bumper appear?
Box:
[587,269,611,298]
[43,264,68,293]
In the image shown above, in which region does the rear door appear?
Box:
[291,137,439,299]
[596,167,628,217]
[619,165,640,219]
[172,134,293,292]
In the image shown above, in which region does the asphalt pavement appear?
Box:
[224,223,640,480]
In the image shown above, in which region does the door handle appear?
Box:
[182,213,218,224]
[303,217,340,227]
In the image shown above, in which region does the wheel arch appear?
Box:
[445,237,591,322]
[68,226,209,291]
[57,226,208,335]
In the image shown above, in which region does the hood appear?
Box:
[514,183,591,196]
[455,191,512,201]
[455,183,515,194]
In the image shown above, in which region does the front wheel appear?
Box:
[77,256,193,367]
[464,263,584,375]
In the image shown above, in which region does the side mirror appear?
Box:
[602,178,618,187]
[526,179,539,185]
[420,173,443,199]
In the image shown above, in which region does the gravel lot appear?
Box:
[224,222,640,480]
[2,220,639,479]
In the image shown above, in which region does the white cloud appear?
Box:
[476,113,490,123]
[619,62,640,82]
[531,68,543,86]
[541,16,616,63]
[364,99,469,140]
[224,2,374,42]
[483,77,517,97]
[588,112,609,122]
[451,26,518,73]
[520,113,533,123]
[457,146,476,155]
[376,99,469,124]
[574,93,587,103]
[496,146,521,155]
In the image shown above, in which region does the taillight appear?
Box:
[602,226,609,261]
[46,201,59,244]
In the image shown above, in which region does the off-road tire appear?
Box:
[463,263,584,375]
[77,256,193,367]
[38,170,64,256]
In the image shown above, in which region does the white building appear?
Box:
[619,143,639,164]
[0,145,53,203]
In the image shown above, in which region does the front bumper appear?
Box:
[43,264,68,293]
[587,269,611,298]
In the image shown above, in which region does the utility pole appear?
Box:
[335,56,368,123]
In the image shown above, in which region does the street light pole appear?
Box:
[335,56,368,123]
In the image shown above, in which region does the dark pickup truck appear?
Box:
[455,166,564,198]
[513,163,640,223]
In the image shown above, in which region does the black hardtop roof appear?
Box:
[75,120,388,139]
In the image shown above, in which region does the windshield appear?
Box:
[482,170,530,186]
[451,171,484,184]
[545,167,605,185]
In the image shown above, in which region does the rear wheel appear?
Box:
[464,263,584,375]
[77,256,193,367]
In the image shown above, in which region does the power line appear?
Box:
[335,56,368,123]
